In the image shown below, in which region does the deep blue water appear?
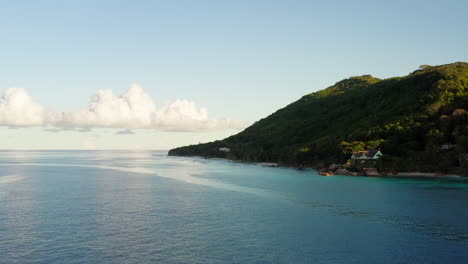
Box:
[1,150,468,264]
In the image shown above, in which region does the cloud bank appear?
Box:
[0,85,248,132]
[0,88,59,126]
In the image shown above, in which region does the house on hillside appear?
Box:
[351,149,383,160]
[350,149,383,167]
[219,147,230,152]
[440,143,456,150]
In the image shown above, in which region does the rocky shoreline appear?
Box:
[317,164,381,177]
[173,155,465,179]
[315,163,464,179]
[315,163,380,177]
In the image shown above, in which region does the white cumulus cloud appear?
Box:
[155,99,247,131]
[0,87,58,127]
[60,84,157,129]
[0,85,248,132]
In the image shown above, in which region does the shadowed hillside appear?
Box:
[169,62,468,174]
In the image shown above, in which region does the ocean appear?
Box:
[1,150,467,263]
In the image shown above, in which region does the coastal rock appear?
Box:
[334,168,348,175]
[363,168,381,177]
[335,168,350,175]
[328,163,341,171]
[335,168,360,176]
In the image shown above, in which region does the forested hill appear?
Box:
[169,62,468,174]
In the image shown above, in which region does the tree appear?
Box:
[419,64,431,70]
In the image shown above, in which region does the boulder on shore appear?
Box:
[335,168,359,176]
[363,167,381,177]
[319,171,334,176]
[335,168,348,175]
[328,163,341,171]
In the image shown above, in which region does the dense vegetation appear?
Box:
[169,62,468,175]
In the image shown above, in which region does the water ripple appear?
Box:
[2,162,467,245]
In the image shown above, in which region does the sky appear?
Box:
[0,0,467,150]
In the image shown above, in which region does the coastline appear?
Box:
[194,156,281,168]
[384,172,464,179]
[168,154,466,180]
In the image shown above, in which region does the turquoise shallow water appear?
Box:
[1,150,468,264]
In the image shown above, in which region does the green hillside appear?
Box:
[169,62,468,175]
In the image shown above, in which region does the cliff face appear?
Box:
[169,62,468,174]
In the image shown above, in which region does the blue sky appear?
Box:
[0,0,467,149]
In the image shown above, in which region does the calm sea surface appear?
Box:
[1,150,468,264]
